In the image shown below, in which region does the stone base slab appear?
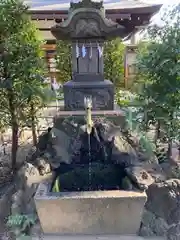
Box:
[53,108,126,135]
[34,182,147,235]
[73,73,104,82]
[55,109,125,117]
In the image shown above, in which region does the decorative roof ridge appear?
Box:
[70,0,104,11]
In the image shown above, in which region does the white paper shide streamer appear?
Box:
[97,43,103,58]
[82,44,86,58]
[89,42,92,59]
[76,42,80,58]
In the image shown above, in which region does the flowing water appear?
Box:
[88,133,92,191]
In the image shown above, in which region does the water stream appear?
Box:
[84,96,93,191]
[88,133,92,191]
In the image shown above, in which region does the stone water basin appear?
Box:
[34,110,147,235]
[34,181,146,235]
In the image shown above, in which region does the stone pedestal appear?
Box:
[63,80,114,110]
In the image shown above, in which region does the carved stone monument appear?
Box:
[51,0,125,110]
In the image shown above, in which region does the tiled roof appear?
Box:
[25,0,161,11]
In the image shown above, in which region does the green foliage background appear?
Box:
[0,0,47,170]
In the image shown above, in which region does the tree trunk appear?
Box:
[31,103,37,146]
[1,130,6,155]
[7,88,19,173]
[11,123,19,172]
[0,130,4,144]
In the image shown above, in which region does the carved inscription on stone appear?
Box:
[64,88,113,110]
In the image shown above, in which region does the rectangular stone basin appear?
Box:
[34,181,147,235]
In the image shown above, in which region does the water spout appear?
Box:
[84,96,93,135]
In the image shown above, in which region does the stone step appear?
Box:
[32,235,163,240]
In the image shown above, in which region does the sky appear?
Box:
[149,0,179,22]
